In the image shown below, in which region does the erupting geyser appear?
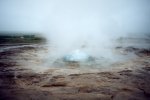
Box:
[63,49,92,62]
[53,49,96,68]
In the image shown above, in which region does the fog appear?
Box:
[0,0,150,63]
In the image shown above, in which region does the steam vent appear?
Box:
[63,49,94,62]
[53,49,96,67]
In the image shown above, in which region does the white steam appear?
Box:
[0,0,150,63]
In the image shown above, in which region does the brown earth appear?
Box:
[0,45,150,100]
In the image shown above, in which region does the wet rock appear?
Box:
[124,46,139,52]
[42,82,67,87]
[0,62,16,68]
[42,76,68,87]
[138,82,150,98]
[118,70,132,76]
[0,72,15,78]
[142,67,150,71]
[49,87,79,94]
[1,43,150,100]
[136,49,150,56]
[69,74,81,77]
[78,86,117,95]
[113,91,147,100]
[115,46,123,49]
[97,72,120,79]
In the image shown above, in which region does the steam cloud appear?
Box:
[0,0,150,61]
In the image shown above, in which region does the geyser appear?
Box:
[52,49,97,68]
[63,49,93,62]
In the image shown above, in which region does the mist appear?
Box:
[1,1,150,99]
[0,0,150,62]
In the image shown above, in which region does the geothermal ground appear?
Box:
[0,39,150,100]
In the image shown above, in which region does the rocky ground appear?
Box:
[0,44,150,100]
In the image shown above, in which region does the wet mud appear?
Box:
[0,44,150,100]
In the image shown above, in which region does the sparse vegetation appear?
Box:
[0,33,46,44]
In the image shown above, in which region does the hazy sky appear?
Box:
[0,0,150,59]
[0,0,150,34]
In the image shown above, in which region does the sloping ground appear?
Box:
[0,44,150,100]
